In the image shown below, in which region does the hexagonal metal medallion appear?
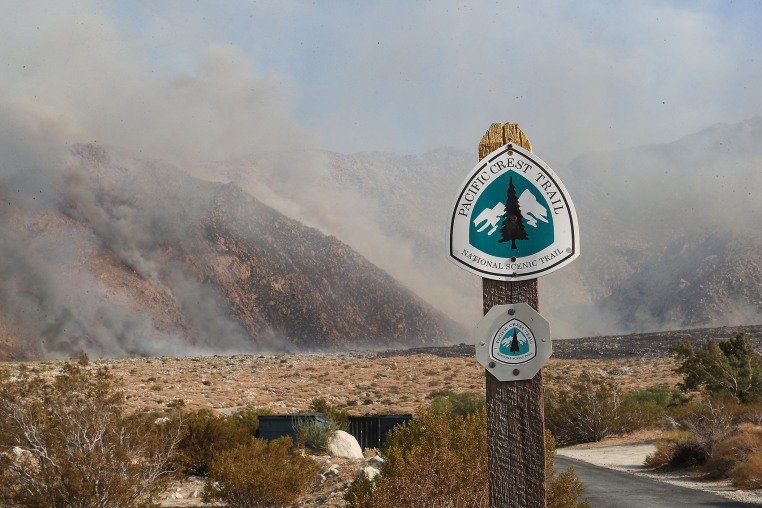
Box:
[474,303,552,382]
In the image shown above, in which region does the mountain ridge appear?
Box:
[0,143,461,360]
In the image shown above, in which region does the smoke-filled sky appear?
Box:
[2,1,762,356]
[3,1,762,162]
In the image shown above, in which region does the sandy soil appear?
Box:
[0,353,680,416]
[557,437,762,505]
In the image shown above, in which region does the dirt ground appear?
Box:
[1,353,681,416]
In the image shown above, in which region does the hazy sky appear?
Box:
[3,1,762,163]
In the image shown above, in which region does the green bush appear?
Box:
[0,363,181,507]
[345,470,375,508]
[625,383,687,408]
[203,436,319,508]
[227,407,274,436]
[294,415,344,452]
[672,333,762,403]
[310,396,349,429]
[617,384,689,433]
[429,389,486,418]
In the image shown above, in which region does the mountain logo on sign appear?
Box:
[469,171,554,257]
[499,327,530,357]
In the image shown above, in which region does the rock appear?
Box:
[315,473,327,485]
[367,454,385,467]
[12,446,30,457]
[361,466,380,482]
[311,454,332,467]
[325,464,341,477]
[327,430,363,459]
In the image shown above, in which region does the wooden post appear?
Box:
[480,123,546,508]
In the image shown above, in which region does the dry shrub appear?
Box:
[175,409,250,476]
[548,466,590,508]
[647,399,736,470]
[545,372,625,444]
[723,401,762,426]
[352,406,489,507]
[730,450,762,489]
[203,436,319,508]
[0,363,181,507]
[346,405,589,508]
[645,441,677,469]
[644,430,693,469]
[705,424,762,477]
[680,399,735,461]
[546,430,592,508]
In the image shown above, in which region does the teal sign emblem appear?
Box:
[490,319,536,365]
[469,171,554,257]
[449,144,579,281]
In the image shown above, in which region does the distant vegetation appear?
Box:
[644,333,762,488]
[672,332,762,403]
[545,374,686,445]
[544,332,762,490]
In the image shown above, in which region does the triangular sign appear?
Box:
[448,143,579,281]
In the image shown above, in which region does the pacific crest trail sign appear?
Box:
[448,143,579,281]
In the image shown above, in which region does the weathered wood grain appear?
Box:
[480,123,545,508]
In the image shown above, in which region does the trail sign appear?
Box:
[449,143,579,281]
[474,303,551,382]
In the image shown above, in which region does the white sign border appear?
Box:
[448,143,580,281]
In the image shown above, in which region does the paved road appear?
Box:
[555,456,760,508]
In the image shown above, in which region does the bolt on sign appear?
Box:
[448,143,579,281]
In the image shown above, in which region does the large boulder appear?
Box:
[327,430,363,459]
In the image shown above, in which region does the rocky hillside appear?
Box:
[0,144,460,360]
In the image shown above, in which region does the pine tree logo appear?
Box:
[508,329,520,354]
[498,176,528,250]
[467,171,555,259]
